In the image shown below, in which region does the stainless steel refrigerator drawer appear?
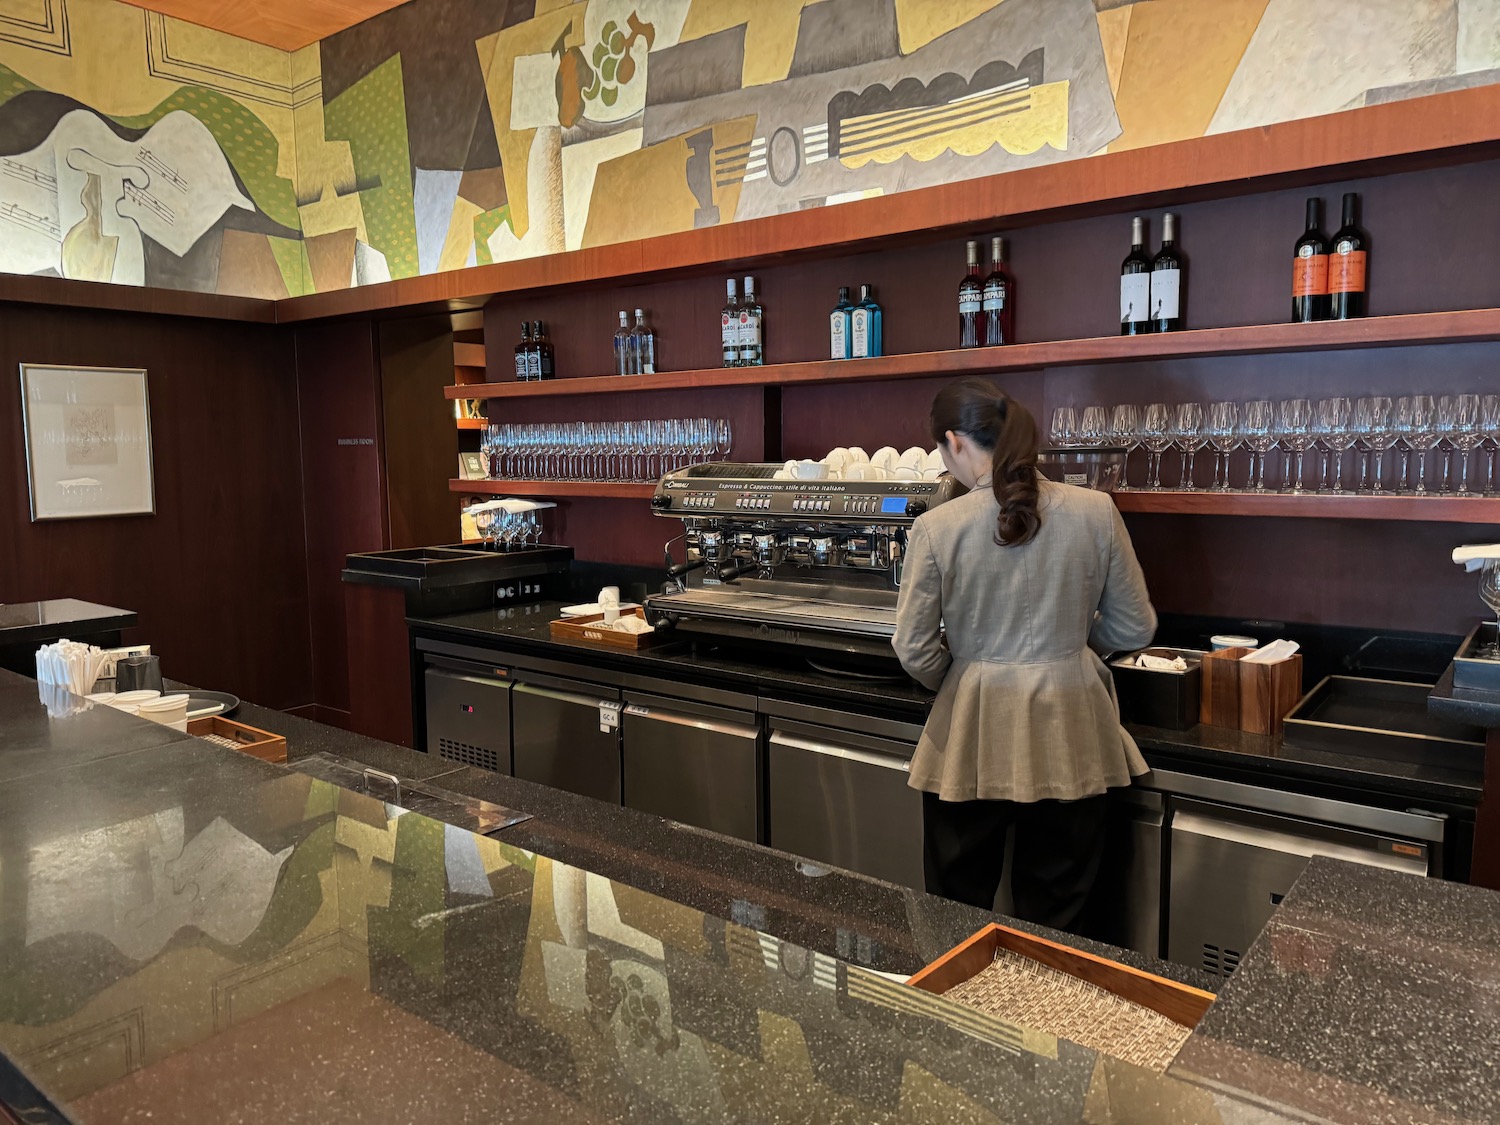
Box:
[1090,787,1165,959]
[767,723,923,890]
[621,693,760,843]
[424,667,512,774]
[1167,797,1435,979]
[511,679,621,804]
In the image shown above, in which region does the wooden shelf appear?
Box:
[1114,489,1500,523]
[448,479,656,499]
[445,308,1500,401]
[456,418,488,430]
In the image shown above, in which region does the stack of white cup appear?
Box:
[599,586,621,625]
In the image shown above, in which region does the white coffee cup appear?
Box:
[850,463,889,481]
[599,586,620,608]
[794,459,828,480]
[891,466,920,480]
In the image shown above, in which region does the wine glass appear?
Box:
[1482,395,1500,496]
[1436,394,1460,494]
[1276,398,1314,494]
[1408,394,1440,494]
[715,418,733,461]
[1108,404,1142,490]
[1241,400,1276,492]
[480,425,498,479]
[1315,397,1354,493]
[1050,406,1077,448]
[1480,561,1500,658]
[1077,405,1109,448]
[1173,402,1208,491]
[1391,396,1416,493]
[1356,396,1395,493]
[1208,401,1239,491]
[1141,403,1172,491]
[1451,393,1485,495]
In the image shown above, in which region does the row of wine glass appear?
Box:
[480,419,733,482]
[1050,395,1500,494]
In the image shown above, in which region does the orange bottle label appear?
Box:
[1293,254,1328,297]
[1329,250,1366,293]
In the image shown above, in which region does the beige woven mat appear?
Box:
[943,948,1191,1072]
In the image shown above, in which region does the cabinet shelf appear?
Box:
[456,417,488,430]
[444,308,1500,402]
[449,479,656,499]
[1114,489,1500,523]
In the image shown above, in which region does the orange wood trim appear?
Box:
[445,309,1500,401]
[1114,490,1500,523]
[448,479,656,499]
[907,922,1216,1029]
[456,418,487,430]
[0,272,276,322]
[274,83,1500,323]
[454,342,486,366]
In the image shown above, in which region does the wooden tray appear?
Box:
[908,922,1215,1029]
[549,608,663,651]
[188,715,288,763]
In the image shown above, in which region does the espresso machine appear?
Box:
[644,463,962,666]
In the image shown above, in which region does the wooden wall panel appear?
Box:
[379,316,460,548]
[0,303,311,708]
[294,319,386,719]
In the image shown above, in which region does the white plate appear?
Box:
[560,602,642,618]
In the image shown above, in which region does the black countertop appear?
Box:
[0,599,136,646]
[1428,661,1500,729]
[411,604,1485,806]
[1171,855,1500,1124]
[5,669,1500,1122]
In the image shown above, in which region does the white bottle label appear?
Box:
[739,312,761,360]
[982,280,1005,311]
[722,312,737,360]
[851,308,871,358]
[515,353,528,379]
[1119,273,1150,324]
[525,350,541,377]
[830,311,848,359]
[958,296,981,314]
[1152,268,1181,320]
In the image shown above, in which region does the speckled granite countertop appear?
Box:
[1428,661,1500,729]
[0,676,1496,1121]
[411,605,1485,806]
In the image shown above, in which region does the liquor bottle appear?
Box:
[1291,197,1330,324]
[830,286,852,359]
[738,276,763,366]
[1150,212,1183,333]
[1120,217,1151,336]
[614,310,633,376]
[631,308,658,375]
[851,284,882,358]
[958,239,984,348]
[982,235,1014,346]
[721,278,740,368]
[1329,192,1367,320]
[532,320,555,379]
[514,321,531,381]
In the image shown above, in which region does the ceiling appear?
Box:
[118,0,412,51]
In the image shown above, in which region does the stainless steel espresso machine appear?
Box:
[644,463,962,666]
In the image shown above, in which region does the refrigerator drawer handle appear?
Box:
[771,732,911,773]
[624,705,757,739]
[514,683,611,709]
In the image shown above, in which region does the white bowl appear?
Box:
[138,694,189,727]
[86,692,117,706]
[114,689,161,705]
[112,702,140,716]
[794,459,829,480]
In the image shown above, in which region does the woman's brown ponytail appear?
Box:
[929,377,1041,547]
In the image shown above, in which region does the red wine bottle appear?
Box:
[1329,192,1367,320]
[958,240,983,348]
[1292,197,1329,323]
[1151,212,1183,333]
[1120,217,1151,336]
[982,235,1014,346]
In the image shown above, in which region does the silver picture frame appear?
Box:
[19,363,156,521]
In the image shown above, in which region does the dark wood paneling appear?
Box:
[0,303,310,707]
[344,582,414,747]
[295,319,386,715]
[276,83,1500,323]
[378,316,460,548]
[0,273,274,321]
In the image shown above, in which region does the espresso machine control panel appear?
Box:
[653,476,941,522]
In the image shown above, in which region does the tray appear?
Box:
[188,715,287,763]
[1452,622,1500,692]
[1282,676,1485,764]
[549,607,663,651]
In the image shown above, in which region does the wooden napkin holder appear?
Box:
[1199,647,1303,735]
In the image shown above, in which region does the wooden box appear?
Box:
[1199,647,1304,736]
[908,922,1215,1030]
[549,608,663,652]
[188,715,288,763]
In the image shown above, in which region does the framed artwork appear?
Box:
[459,452,487,480]
[19,364,155,521]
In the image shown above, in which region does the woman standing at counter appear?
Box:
[894,378,1157,932]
